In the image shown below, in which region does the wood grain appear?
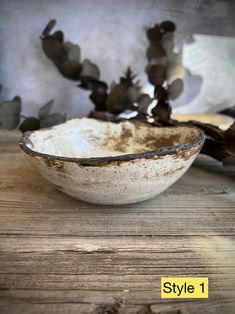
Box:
[0,132,235,314]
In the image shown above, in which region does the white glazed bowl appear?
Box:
[20,118,204,205]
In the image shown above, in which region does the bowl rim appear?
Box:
[20,121,205,166]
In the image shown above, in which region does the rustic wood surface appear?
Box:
[0,131,235,314]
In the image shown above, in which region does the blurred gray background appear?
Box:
[0,0,235,118]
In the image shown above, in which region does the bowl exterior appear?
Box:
[25,143,202,205]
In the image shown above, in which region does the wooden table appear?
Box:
[0,132,235,314]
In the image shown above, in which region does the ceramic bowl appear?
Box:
[20,118,204,205]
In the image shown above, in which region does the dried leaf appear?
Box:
[90,89,107,111]
[106,84,131,114]
[201,138,227,161]
[146,45,166,61]
[120,67,137,85]
[154,85,168,100]
[38,100,54,120]
[147,25,162,42]
[13,96,21,103]
[19,117,40,133]
[40,113,66,128]
[42,19,56,37]
[147,64,166,86]
[58,60,81,80]
[119,68,141,97]
[80,59,100,80]
[188,121,224,142]
[51,31,64,42]
[225,122,235,155]
[137,94,153,114]
[64,41,74,50]
[127,86,139,103]
[168,79,183,100]
[166,53,184,84]
[160,21,176,33]
[167,63,184,84]
[125,67,134,77]
[161,32,174,54]
[0,97,21,130]
[151,98,171,121]
[42,38,67,64]
[64,41,81,62]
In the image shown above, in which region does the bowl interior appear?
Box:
[24,118,201,159]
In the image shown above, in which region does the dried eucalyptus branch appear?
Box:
[19,99,66,132]
[141,21,235,165]
[41,20,107,91]
[41,20,148,117]
[0,84,65,132]
[40,19,235,166]
[140,21,184,123]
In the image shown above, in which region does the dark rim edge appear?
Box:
[19,124,205,166]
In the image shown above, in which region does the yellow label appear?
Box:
[161,277,208,298]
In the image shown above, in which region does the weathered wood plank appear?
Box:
[0,132,235,313]
[0,236,234,253]
[1,300,234,314]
